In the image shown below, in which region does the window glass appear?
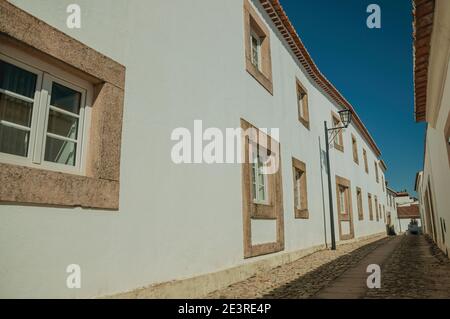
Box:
[44,81,81,167]
[298,93,304,118]
[0,93,33,127]
[339,186,346,214]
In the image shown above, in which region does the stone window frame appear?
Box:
[335,175,354,241]
[0,48,92,175]
[241,118,284,258]
[0,1,125,210]
[368,193,374,221]
[356,187,363,221]
[363,148,369,174]
[243,0,273,95]
[351,134,359,165]
[295,78,309,129]
[331,111,344,152]
[292,157,308,219]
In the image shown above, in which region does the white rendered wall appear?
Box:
[0,0,388,298]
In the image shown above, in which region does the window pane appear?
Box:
[251,163,257,200]
[44,136,76,166]
[258,168,265,186]
[0,92,33,127]
[0,60,37,98]
[0,124,29,157]
[50,82,81,114]
[47,110,78,140]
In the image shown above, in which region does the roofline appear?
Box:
[396,192,410,197]
[259,0,382,157]
[413,0,435,122]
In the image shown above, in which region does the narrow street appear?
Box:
[206,235,450,299]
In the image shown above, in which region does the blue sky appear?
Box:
[280,0,426,194]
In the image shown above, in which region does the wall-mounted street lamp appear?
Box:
[324,109,353,250]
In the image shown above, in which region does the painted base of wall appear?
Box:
[105,232,386,299]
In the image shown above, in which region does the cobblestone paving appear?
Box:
[206,235,390,299]
[365,235,450,299]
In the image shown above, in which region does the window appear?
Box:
[368,193,374,221]
[352,134,359,164]
[356,187,363,220]
[374,196,379,221]
[331,112,344,152]
[338,186,347,215]
[335,175,354,240]
[374,161,379,183]
[250,31,261,70]
[241,119,284,258]
[0,54,89,173]
[382,176,385,192]
[383,205,386,223]
[296,79,309,128]
[0,3,125,210]
[251,142,269,204]
[244,0,273,94]
[363,148,369,173]
[292,157,308,219]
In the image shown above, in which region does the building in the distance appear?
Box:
[413,0,450,256]
[386,186,399,233]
